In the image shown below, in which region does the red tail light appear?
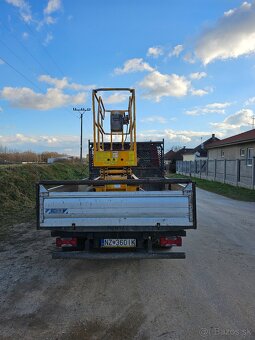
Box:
[56,237,77,247]
[160,236,182,247]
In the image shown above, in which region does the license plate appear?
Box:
[101,239,136,248]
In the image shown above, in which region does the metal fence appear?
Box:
[176,158,255,190]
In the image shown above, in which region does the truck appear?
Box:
[36,88,196,259]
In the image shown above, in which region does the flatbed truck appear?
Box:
[37,88,196,259]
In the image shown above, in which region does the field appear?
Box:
[0,163,88,239]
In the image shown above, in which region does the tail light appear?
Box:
[56,237,77,247]
[160,236,182,247]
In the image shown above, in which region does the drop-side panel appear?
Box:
[38,190,194,229]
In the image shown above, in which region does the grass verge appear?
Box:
[0,163,88,237]
[168,173,255,202]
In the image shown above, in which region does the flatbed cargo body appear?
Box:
[37,178,196,259]
[38,184,194,229]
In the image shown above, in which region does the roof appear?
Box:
[194,135,219,151]
[207,129,255,149]
[164,150,176,160]
[178,135,220,157]
[164,134,220,160]
[165,147,193,161]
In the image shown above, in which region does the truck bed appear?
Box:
[36,178,196,259]
[37,178,196,231]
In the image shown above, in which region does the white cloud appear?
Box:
[22,32,29,39]
[103,93,128,104]
[185,102,232,116]
[43,32,53,46]
[185,109,201,116]
[5,0,32,23]
[38,74,94,91]
[139,70,211,101]
[165,131,191,143]
[139,71,191,101]
[0,133,80,150]
[224,9,236,17]
[189,72,207,80]
[44,0,61,15]
[6,0,62,28]
[206,102,232,109]
[0,133,88,155]
[245,96,255,105]
[196,1,255,64]
[137,128,213,145]
[169,44,184,57]
[171,129,212,138]
[0,133,38,144]
[190,88,209,96]
[44,15,56,25]
[141,116,167,124]
[223,1,252,17]
[136,130,165,141]
[211,108,254,130]
[186,108,225,116]
[41,0,61,28]
[0,87,86,110]
[0,75,93,110]
[114,58,154,74]
[241,1,252,10]
[0,107,3,112]
[183,52,196,64]
[0,59,5,65]
[147,46,163,58]
[166,129,223,145]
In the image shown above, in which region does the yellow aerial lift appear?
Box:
[92,88,138,192]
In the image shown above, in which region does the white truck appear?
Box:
[36,89,197,259]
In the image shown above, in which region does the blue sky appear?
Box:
[0,0,255,155]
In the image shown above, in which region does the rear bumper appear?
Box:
[52,250,186,259]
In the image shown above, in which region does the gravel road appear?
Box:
[0,188,254,340]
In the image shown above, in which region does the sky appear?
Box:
[0,0,255,156]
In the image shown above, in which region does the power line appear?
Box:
[0,56,44,92]
[1,13,65,78]
[11,20,76,117]
[0,37,42,76]
[0,22,51,75]
[23,20,66,78]
[0,17,88,120]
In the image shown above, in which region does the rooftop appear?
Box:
[164,134,219,160]
[207,129,255,149]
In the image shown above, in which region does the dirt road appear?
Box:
[0,189,254,340]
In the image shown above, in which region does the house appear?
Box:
[165,134,219,171]
[165,147,193,172]
[182,134,219,161]
[207,129,255,165]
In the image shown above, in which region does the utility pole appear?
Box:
[252,115,255,129]
[73,107,91,162]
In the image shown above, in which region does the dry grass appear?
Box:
[0,163,88,238]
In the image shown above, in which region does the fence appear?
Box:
[176,158,255,190]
